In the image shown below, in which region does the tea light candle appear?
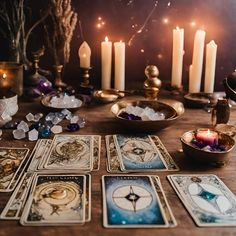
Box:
[196,129,218,146]
[114,40,125,91]
[78,41,91,68]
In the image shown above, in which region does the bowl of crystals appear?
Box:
[110,100,180,132]
[181,128,235,167]
[41,92,83,111]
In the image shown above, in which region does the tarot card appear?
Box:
[150,176,177,227]
[85,174,91,222]
[114,134,168,172]
[43,135,93,171]
[0,147,30,192]
[92,135,101,171]
[0,173,35,219]
[168,174,236,227]
[105,135,123,173]
[27,139,49,172]
[102,175,168,228]
[150,136,179,170]
[20,174,86,225]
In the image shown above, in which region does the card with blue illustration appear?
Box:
[102,175,169,228]
[168,174,236,227]
[111,134,178,172]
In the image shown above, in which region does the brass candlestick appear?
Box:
[78,67,93,95]
[144,65,162,99]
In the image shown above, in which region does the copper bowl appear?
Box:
[110,100,181,132]
[181,130,235,167]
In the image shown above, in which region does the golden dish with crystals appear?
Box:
[111,100,183,132]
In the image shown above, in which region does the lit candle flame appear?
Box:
[105,36,109,42]
[176,26,180,30]
[2,73,6,79]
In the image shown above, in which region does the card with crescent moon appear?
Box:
[43,135,93,171]
[0,147,30,192]
[102,175,168,228]
[113,134,178,172]
[20,174,86,225]
[168,174,236,226]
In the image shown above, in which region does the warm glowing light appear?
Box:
[105,36,109,42]
[140,49,144,53]
[102,21,105,25]
[163,18,169,24]
[2,73,6,79]
[157,54,163,59]
[176,26,180,30]
[82,53,87,58]
[97,23,102,28]
[190,21,196,27]
[98,17,102,21]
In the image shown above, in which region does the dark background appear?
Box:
[1,0,236,91]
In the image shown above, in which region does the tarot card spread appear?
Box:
[106,134,178,172]
[0,147,29,192]
[20,174,86,225]
[102,175,175,228]
[168,174,236,227]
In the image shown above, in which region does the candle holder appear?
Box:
[78,67,93,95]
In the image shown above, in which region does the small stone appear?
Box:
[66,113,73,120]
[78,117,86,128]
[28,129,39,141]
[45,112,55,121]
[34,113,43,122]
[4,121,19,129]
[55,112,65,119]
[1,111,11,120]
[51,125,63,134]
[26,113,34,122]
[70,115,79,124]
[29,122,42,131]
[17,121,29,132]
[52,116,63,125]
[61,109,71,116]
[13,129,26,139]
[38,127,51,138]
[67,123,80,132]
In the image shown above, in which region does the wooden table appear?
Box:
[1,93,236,236]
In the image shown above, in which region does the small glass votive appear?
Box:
[0,62,23,96]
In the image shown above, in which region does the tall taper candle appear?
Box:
[171,27,184,88]
[101,37,112,89]
[189,30,206,93]
[204,40,217,93]
[114,41,125,91]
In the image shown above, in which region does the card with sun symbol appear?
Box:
[102,175,169,228]
[168,174,236,227]
[20,174,86,226]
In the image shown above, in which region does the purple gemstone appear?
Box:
[119,112,142,121]
[67,123,80,132]
[37,78,52,94]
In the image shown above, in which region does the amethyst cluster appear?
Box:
[191,138,226,152]
[118,111,142,121]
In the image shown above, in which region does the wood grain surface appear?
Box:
[0,92,236,236]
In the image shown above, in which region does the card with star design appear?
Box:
[168,174,236,227]
[102,175,169,228]
[20,174,86,226]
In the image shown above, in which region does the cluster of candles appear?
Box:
[171,28,217,93]
[78,28,217,94]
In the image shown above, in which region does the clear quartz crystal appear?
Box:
[78,117,86,128]
[17,121,29,132]
[70,115,79,124]
[50,94,82,108]
[34,113,43,122]
[61,109,71,116]
[28,128,38,141]
[51,125,63,134]
[123,105,165,121]
[26,113,34,122]
[13,129,26,139]
[52,116,63,125]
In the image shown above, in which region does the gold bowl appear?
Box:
[181,130,235,167]
[110,100,181,132]
[93,89,124,103]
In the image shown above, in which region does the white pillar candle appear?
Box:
[189,30,206,93]
[114,41,125,91]
[204,40,217,93]
[78,41,91,68]
[101,37,112,89]
[171,27,184,88]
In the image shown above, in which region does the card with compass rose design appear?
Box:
[20,174,87,226]
[105,134,178,173]
[102,175,169,228]
[168,174,236,227]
